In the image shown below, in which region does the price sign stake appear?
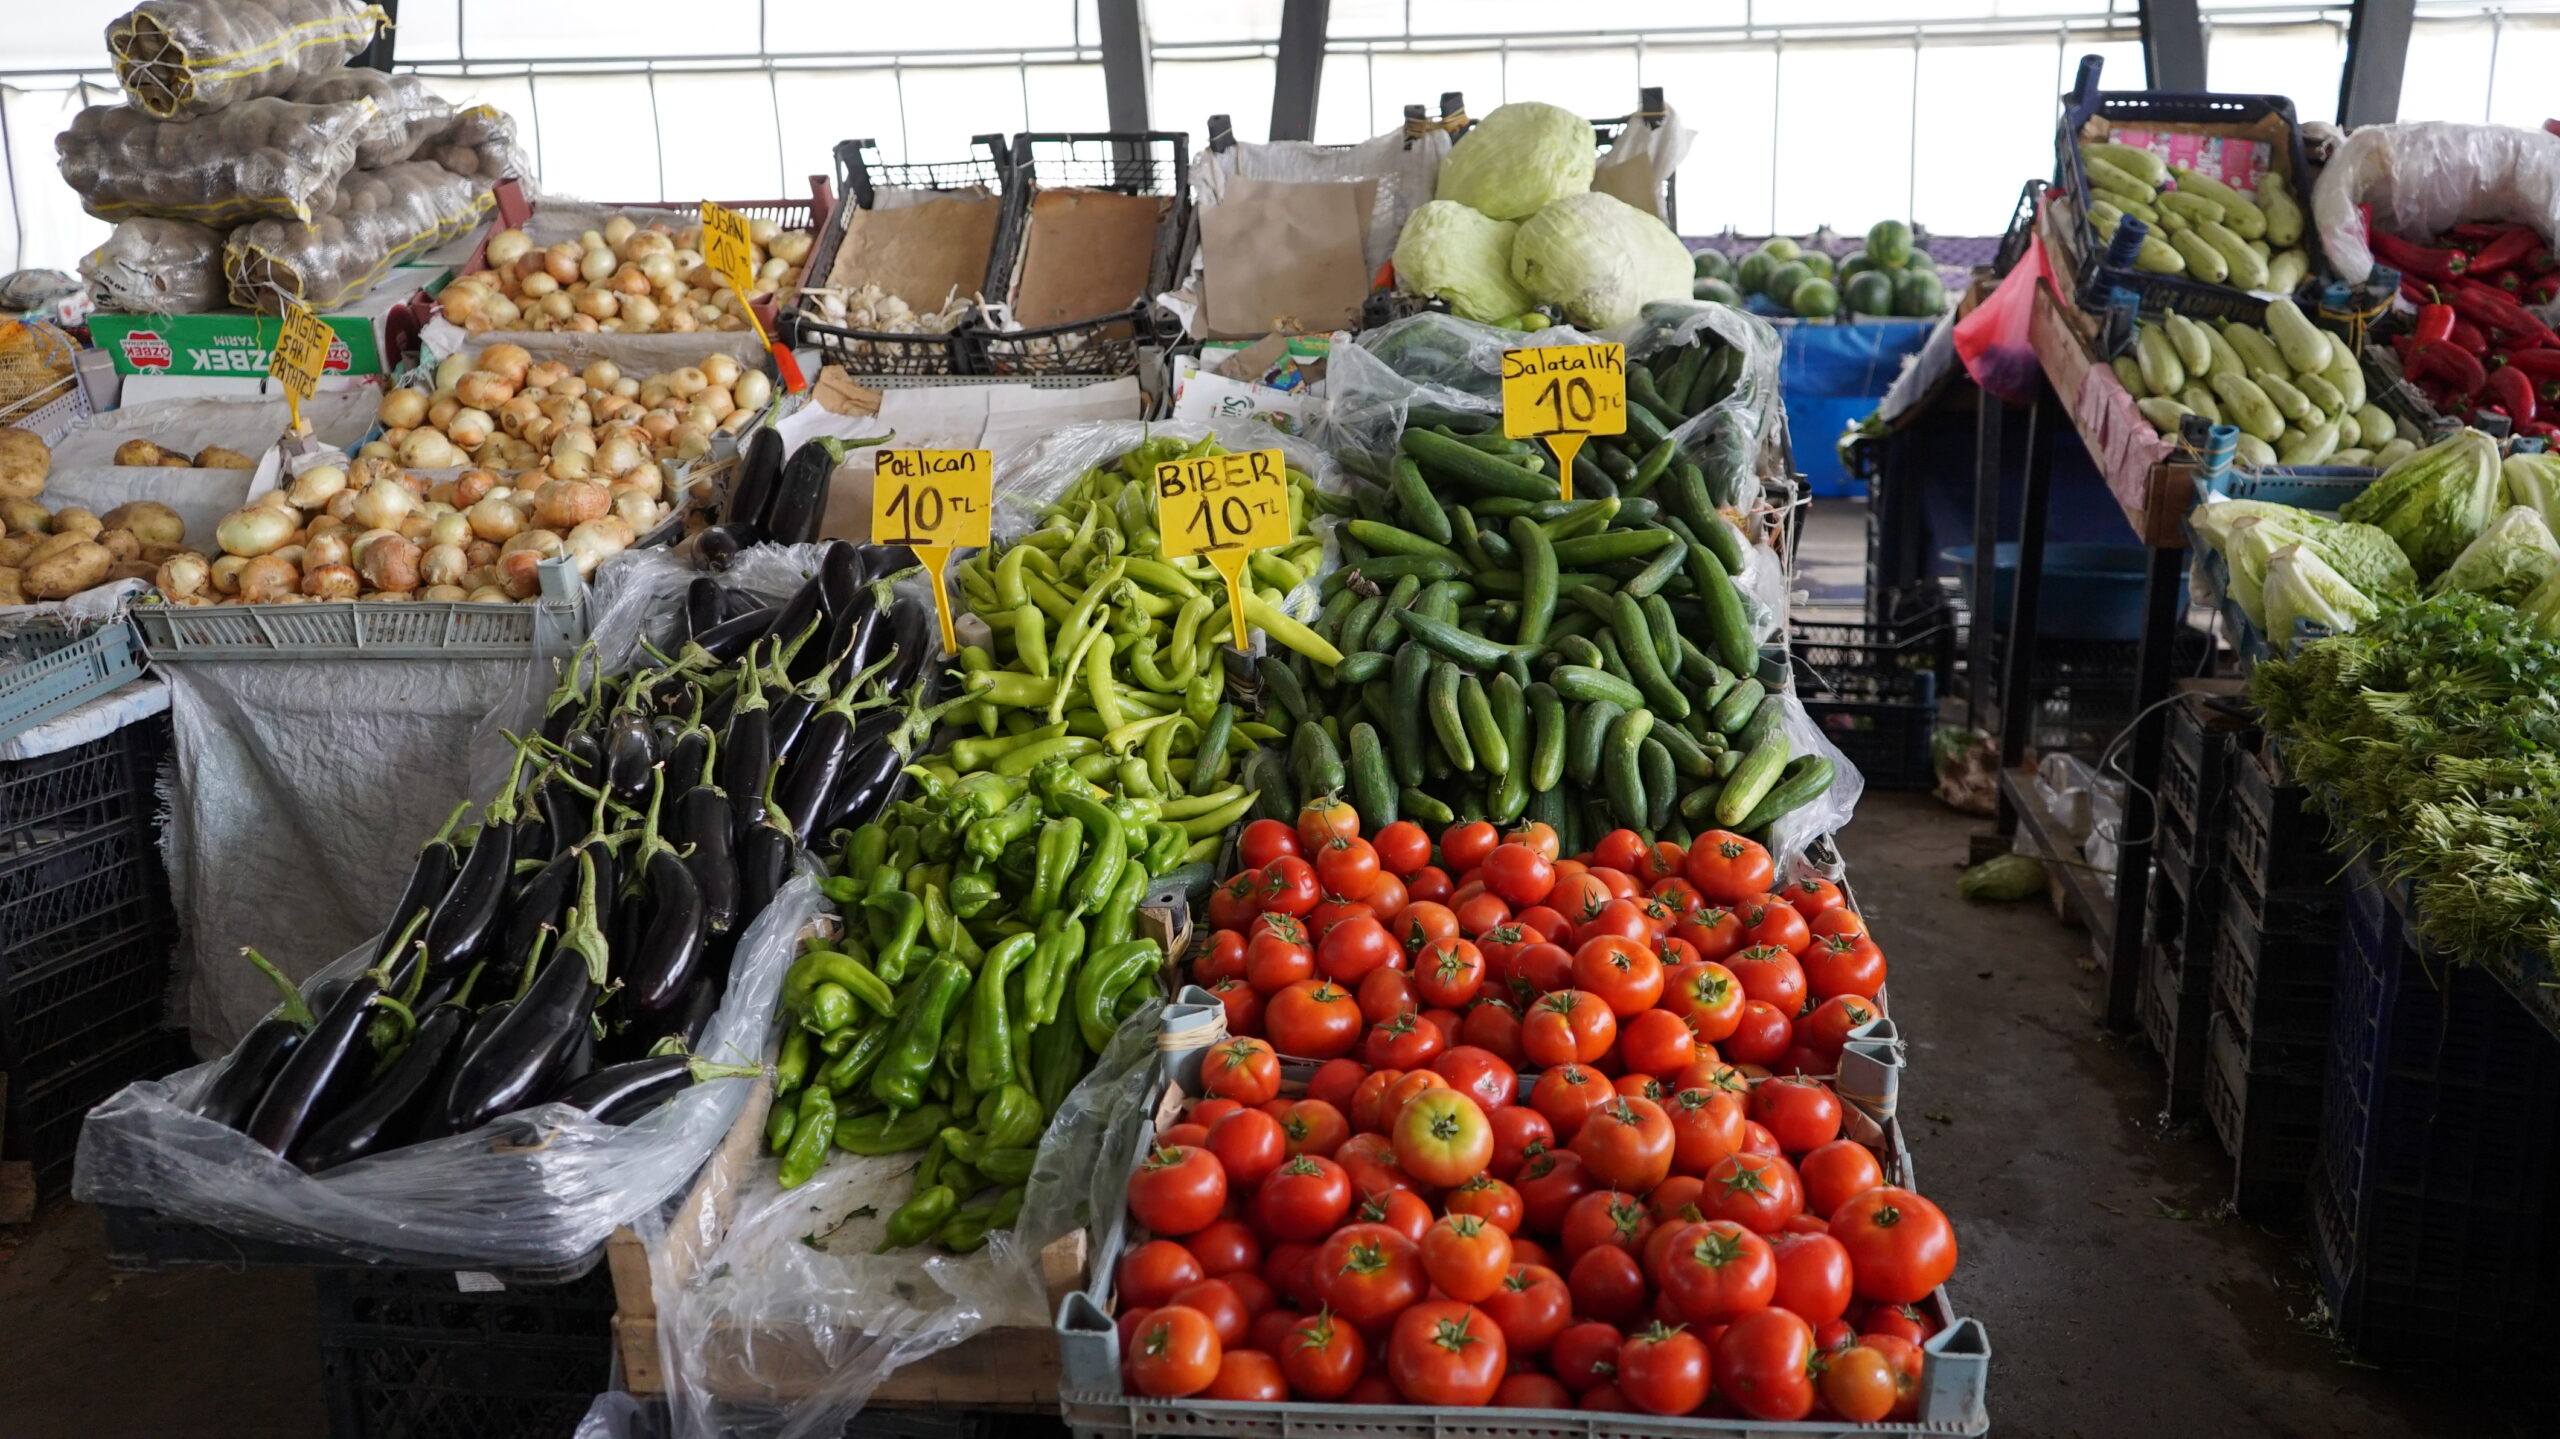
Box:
[1500,342,1628,501]
[1153,449,1292,649]
[700,200,806,394]
[268,300,332,433]
[872,448,994,656]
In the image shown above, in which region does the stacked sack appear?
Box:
[66,0,525,314]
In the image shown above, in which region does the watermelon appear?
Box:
[1693,248,1733,281]
[1842,270,1895,316]
[1838,251,1875,283]
[1759,236,1803,262]
[1905,247,1936,272]
[1736,251,1777,298]
[1894,267,1948,317]
[1693,278,1742,305]
[1866,219,1914,268]
[1791,278,1841,319]
[1799,251,1835,281]
[1765,260,1812,302]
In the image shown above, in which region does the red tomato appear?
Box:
[1515,1147,1596,1236]
[1617,1008,1699,1077]
[1388,1301,1507,1406]
[1571,1097,1675,1192]
[1201,1106,1284,1187]
[1445,1173,1524,1234]
[1187,1096,1242,1126]
[1405,864,1453,905]
[1712,1307,1816,1420]
[1768,1230,1854,1327]
[1820,1343,1898,1423]
[1549,1321,1623,1393]
[1803,932,1887,1001]
[1378,1072,1451,1142]
[1419,1213,1514,1303]
[1508,940,1574,995]
[1591,829,1649,875]
[1184,1218,1262,1279]
[1262,1241,1321,1309]
[1128,1305,1224,1397]
[1673,907,1747,963]
[1394,901,1460,958]
[1683,831,1774,904]
[1494,1374,1573,1409]
[1267,980,1363,1059]
[1671,1058,1744,1096]
[1720,1000,1795,1067]
[1413,938,1487,1009]
[1319,914,1402,985]
[1750,1075,1843,1155]
[1279,1308,1366,1399]
[1316,835,1383,902]
[1205,1036,1282,1106]
[1502,822,1561,861]
[1800,993,1881,1060]
[1239,818,1300,870]
[1130,1145,1227,1236]
[1702,1151,1806,1234]
[1450,891,1510,937]
[1859,1333,1927,1420]
[1486,1105,1554,1180]
[1305,1057,1367,1111]
[1863,1302,1939,1347]
[1648,1174,1709,1226]
[1251,1155,1353,1242]
[1737,898,1812,957]
[1572,899,1655,954]
[1648,875,1705,919]
[1778,876,1846,921]
[1355,966,1418,1027]
[1195,930,1247,985]
[1810,907,1868,942]
[1441,821,1498,872]
[1480,1264,1571,1356]
[1167,1278,1251,1347]
[1830,1186,1958,1305]
[1120,1238,1206,1307]
[1366,1012,1445,1070]
[1514,905,1571,946]
[1311,1222,1426,1326]
[1430,1044,1518,1113]
[1207,869,1264,933]
[1372,820,1430,877]
[1559,1189,1655,1264]
[1243,915,1315,993]
[1528,1062,1609,1140]
[1508,1234,1553,1271]
[1391,1088,1493,1187]
[1741,1121,1783,1158]
[1251,1305,1303,1356]
[1814,1316,1857,1354]
[1363,869,1408,927]
[1654,1218,1775,1324]
[1273,1099,1348,1160]
[1458,996,1525,1065]
[1161,1122,1211,1149]
[1797,1138,1884,1219]
[1613,1071,1669,1103]
[1547,871,1615,929]
[1617,1322,1712,1416]
[1297,796,1359,851]
[1203,1347,1288,1400]
[1346,1373,1398,1404]
[1522,990,1617,1068]
[1566,1245,1648,1325]
[1665,1085,1749,1176]
[1206,977,1263,1038]
[1651,933,1704,976]
[1727,946,1807,1014]
[1661,960,1745,1042]
[1570,935,1665,1018]
[1257,855,1322,918]
[1347,1070,1404,1135]
[1480,844,1555,908]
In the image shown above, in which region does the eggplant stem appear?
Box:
[382,903,431,975]
[369,993,419,1044]
[430,800,472,846]
[449,961,488,1009]
[514,927,552,1001]
[565,852,613,988]
[241,948,315,1029]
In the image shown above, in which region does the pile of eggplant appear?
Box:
[193,539,951,1174]
[696,427,891,569]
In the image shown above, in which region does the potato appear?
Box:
[0,499,49,536]
[51,508,101,539]
[24,532,86,566]
[0,536,31,567]
[114,439,167,466]
[0,566,22,606]
[0,426,47,500]
[107,560,158,584]
[24,538,112,598]
[100,501,184,547]
[97,528,141,562]
[194,446,257,469]
[139,542,190,566]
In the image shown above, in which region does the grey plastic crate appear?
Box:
[0,619,144,745]
[131,556,585,661]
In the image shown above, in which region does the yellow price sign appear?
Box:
[872,448,993,657]
[700,199,805,394]
[1500,342,1628,501]
[268,300,332,431]
[1154,449,1292,649]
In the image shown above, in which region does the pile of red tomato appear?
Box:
[1111,802,1958,1423]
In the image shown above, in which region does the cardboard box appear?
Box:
[84,269,439,379]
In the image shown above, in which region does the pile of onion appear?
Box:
[436,215,813,336]
[367,345,770,473]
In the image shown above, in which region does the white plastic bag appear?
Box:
[1591,105,1696,224]
[2313,121,2560,284]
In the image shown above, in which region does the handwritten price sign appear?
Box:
[872,448,992,656]
[268,300,332,431]
[1500,342,1627,500]
[1154,449,1291,648]
[700,199,804,394]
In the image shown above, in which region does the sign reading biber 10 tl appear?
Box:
[1154,449,1291,649]
[871,448,992,657]
[1501,342,1627,501]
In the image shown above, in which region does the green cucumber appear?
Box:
[1551,529,1678,568]
[1550,665,1646,709]
[1257,655,1311,727]
[1402,429,1561,500]
[1345,555,1463,583]
[1367,573,1422,652]
[1511,517,1559,649]
[1526,681,1567,793]
[1548,634,1606,670]
[1397,609,1527,670]
[1459,675,1508,775]
[1715,734,1790,828]
[1609,593,1690,720]
[1650,720,1713,778]
[1641,737,1677,832]
[1604,708,1656,828]
[1389,457,1454,545]
[1489,673,1529,823]
[1347,722,1397,828]
[1736,755,1836,833]
[1735,694,1786,754]
[1334,650,1391,685]
[1428,661,1474,772]
[1698,511,1750,576]
[1293,719,1346,796]
[1569,698,1624,787]
[1678,777,1727,823]
[1711,677,1766,736]
[1399,786,1455,827]
[1345,519,1467,571]
[1388,642,1433,787]
[1622,542,1690,601]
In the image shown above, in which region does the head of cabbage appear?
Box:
[1510,192,1695,330]
[1436,102,1595,221]
[1393,201,1531,324]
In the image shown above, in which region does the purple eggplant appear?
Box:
[623,771,707,1014]
[437,855,612,1135]
[191,950,320,1131]
[553,1052,760,1125]
[729,426,786,530]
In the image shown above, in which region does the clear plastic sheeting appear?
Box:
[989,416,1346,538]
[2313,121,2560,287]
[638,996,1199,1439]
[283,69,455,168]
[75,873,822,1268]
[108,0,387,120]
[81,217,228,314]
[57,97,375,226]
[1764,690,1866,870]
[224,160,494,312]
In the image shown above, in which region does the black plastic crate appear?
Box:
[99,1206,608,1284]
[2139,929,2211,1117]
[2205,1010,2321,1219]
[1787,621,1947,791]
[2160,695,2240,840]
[973,132,1188,377]
[0,920,174,1075]
[2054,55,2327,322]
[2148,810,2220,970]
[6,1024,191,1201]
[2227,749,2332,900]
[788,136,1011,377]
[2312,860,2560,1359]
[2212,878,2336,1053]
[317,1264,615,1439]
[0,716,162,864]
[0,823,171,975]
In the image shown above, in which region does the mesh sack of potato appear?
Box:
[81,218,229,313]
[56,96,374,226]
[224,160,493,313]
[413,104,528,185]
[283,68,456,168]
[0,323,76,413]
[106,0,386,120]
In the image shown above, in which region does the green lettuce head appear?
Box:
[1392,201,1531,323]
[1511,192,1696,330]
[1436,101,1596,221]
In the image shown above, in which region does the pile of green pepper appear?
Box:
[767,757,1171,1254]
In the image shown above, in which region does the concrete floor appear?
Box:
[0,790,2529,1437]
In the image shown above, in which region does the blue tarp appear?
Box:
[1776,319,1937,497]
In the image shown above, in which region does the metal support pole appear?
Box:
[2104,544,2187,1030]
[2138,0,2207,91]
[1995,383,2057,797]
[1968,393,2006,736]
[1270,0,1330,144]
[1098,0,1152,133]
[2339,0,2417,126]
[354,0,398,72]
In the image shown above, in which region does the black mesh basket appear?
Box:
[787,137,1011,377]
[970,132,1188,377]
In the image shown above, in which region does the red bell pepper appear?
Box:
[2449,220,2528,248]
[2502,347,2560,380]
[2485,365,2539,425]
[2409,339,2489,396]
[2530,272,2560,306]
[2372,229,2469,283]
[2450,317,2491,353]
[2414,303,2458,344]
[2448,278,2560,348]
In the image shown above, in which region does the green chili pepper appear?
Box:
[830,1101,951,1155]
[949,866,1000,919]
[968,933,1037,1093]
[869,955,974,1111]
[1073,939,1163,1053]
[841,823,889,885]
[965,795,1039,866]
[819,1016,895,1092]
[1025,817,1082,921]
[1177,789,1259,839]
[777,1084,835,1189]
[879,1184,959,1252]
[784,949,896,1018]
[976,1147,1036,1187]
[863,891,925,984]
[1033,911,1087,1026]
[765,1099,798,1155]
[776,1026,812,1093]
[972,1082,1044,1153]
[922,885,982,965]
[1090,862,1151,950]
[1031,1021,1089,1117]
[805,982,857,1033]
[1047,790,1126,918]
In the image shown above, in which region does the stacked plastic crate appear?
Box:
[2138,695,2230,1117]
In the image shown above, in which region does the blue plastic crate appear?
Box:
[0,620,143,747]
